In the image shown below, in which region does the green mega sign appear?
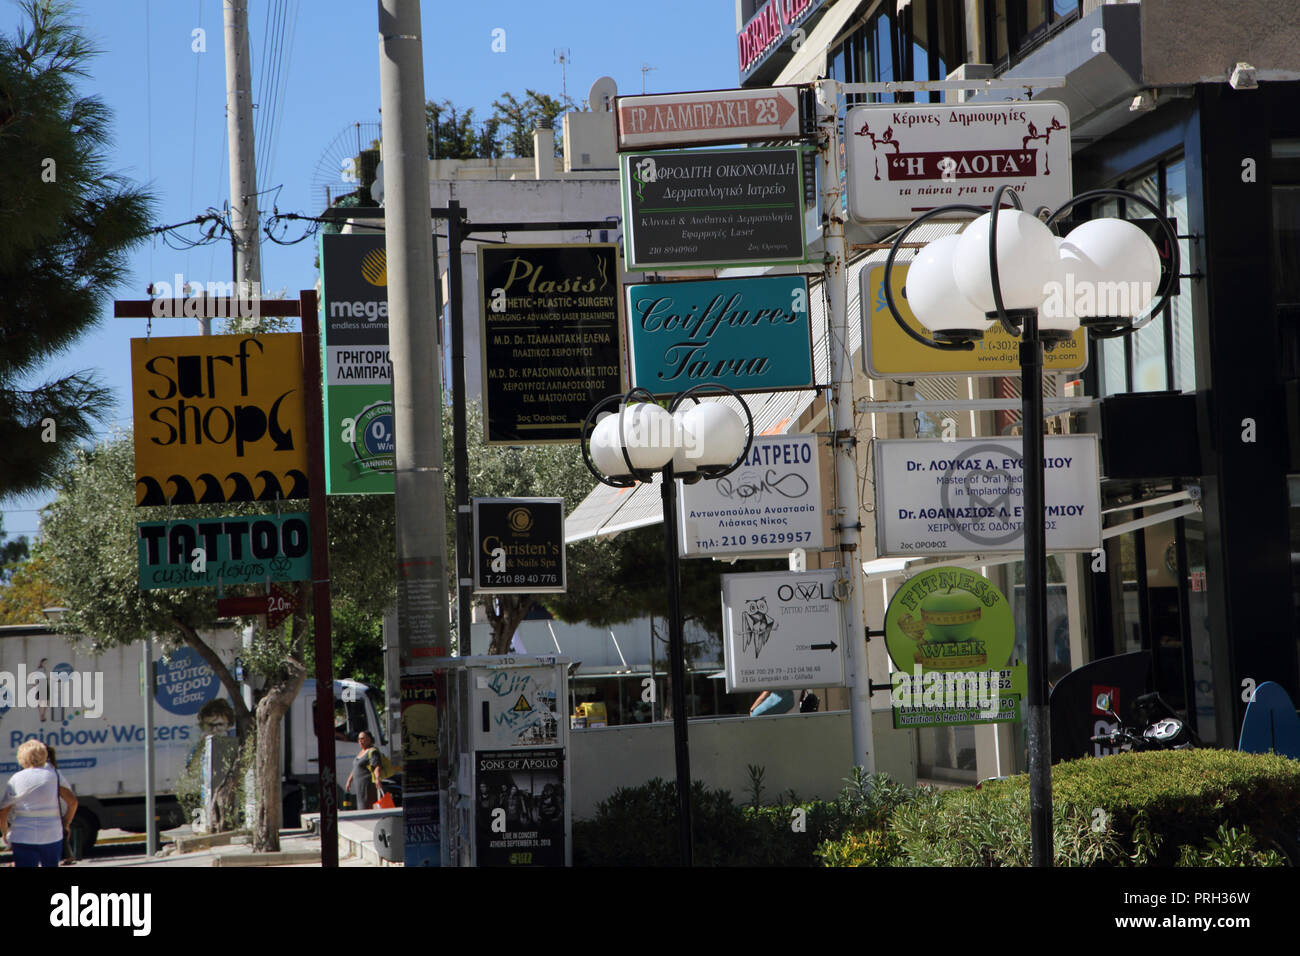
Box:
[137,513,311,590]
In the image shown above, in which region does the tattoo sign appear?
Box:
[721,569,845,692]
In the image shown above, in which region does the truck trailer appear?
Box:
[0,624,384,854]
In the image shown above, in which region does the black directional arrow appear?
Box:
[811,641,838,652]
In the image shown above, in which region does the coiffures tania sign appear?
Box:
[625,275,814,395]
[136,513,311,590]
[320,233,394,494]
[844,102,1072,224]
[472,498,566,594]
[620,147,807,271]
[478,244,623,444]
[130,334,308,505]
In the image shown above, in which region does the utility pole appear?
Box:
[378,0,452,864]
[223,0,262,333]
[143,636,157,857]
[816,80,876,773]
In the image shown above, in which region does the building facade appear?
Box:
[735,0,1300,779]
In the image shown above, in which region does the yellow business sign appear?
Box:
[861,263,1087,377]
[131,334,309,505]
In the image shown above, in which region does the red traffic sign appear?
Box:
[216,583,301,628]
[615,86,803,150]
[267,583,301,629]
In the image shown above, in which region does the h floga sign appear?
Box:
[130,334,309,505]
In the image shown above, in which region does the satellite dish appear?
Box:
[588,76,617,112]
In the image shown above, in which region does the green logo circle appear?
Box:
[883,566,1014,672]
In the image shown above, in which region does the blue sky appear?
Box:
[3,0,741,538]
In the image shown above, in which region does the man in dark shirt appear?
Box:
[344,731,380,810]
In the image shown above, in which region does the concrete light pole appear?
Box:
[378,0,452,865]
[222,0,262,332]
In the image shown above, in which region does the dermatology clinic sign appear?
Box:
[873,436,1101,556]
[677,434,823,558]
[620,146,806,270]
[626,275,814,395]
[844,102,1072,224]
[131,334,308,505]
[479,244,623,444]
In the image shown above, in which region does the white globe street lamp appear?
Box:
[580,384,753,867]
[880,185,1179,869]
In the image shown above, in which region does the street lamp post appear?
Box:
[881,186,1179,867]
[580,385,754,867]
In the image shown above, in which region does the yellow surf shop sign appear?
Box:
[860,263,1088,378]
[131,334,309,505]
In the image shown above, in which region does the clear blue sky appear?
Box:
[3,0,741,539]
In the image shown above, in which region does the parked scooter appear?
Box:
[1089,690,1201,751]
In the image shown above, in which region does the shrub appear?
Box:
[573,769,920,866]
[572,778,752,867]
[889,750,1300,867]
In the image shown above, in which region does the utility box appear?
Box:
[436,655,572,867]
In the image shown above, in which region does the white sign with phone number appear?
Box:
[873,435,1101,556]
[676,434,824,558]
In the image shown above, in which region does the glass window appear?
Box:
[1166,160,1195,392]
[1099,336,1127,397]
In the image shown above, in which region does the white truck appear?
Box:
[0,624,385,854]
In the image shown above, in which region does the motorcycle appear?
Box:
[1089,690,1201,751]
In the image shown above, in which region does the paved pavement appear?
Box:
[6,824,383,868]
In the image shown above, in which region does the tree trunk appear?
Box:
[485,594,535,655]
[251,657,306,852]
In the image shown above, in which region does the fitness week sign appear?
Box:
[130,334,308,505]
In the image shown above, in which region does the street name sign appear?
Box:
[721,568,846,692]
[844,101,1072,224]
[873,435,1102,556]
[614,87,803,150]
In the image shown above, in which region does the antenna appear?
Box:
[640,63,657,94]
[554,48,572,105]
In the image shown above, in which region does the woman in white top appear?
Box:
[0,740,79,867]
